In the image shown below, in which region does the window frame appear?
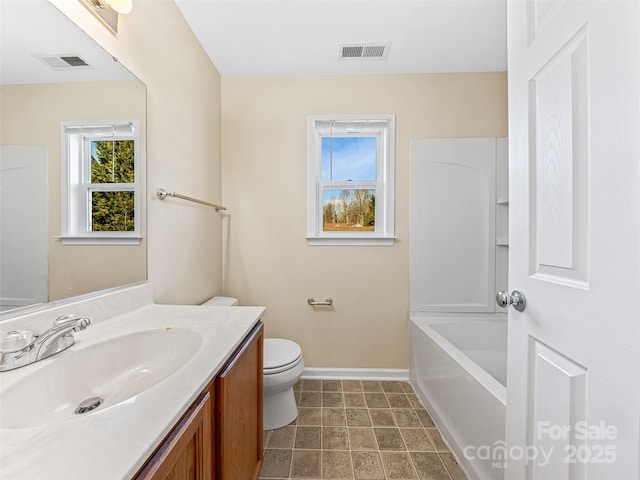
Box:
[61,120,141,245]
[307,114,395,246]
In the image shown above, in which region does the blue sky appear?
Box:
[321,136,376,182]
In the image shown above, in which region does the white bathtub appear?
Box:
[409,313,507,480]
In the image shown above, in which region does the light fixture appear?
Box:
[80,0,132,34]
[102,0,133,15]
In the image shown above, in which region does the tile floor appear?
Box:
[259,379,468,480]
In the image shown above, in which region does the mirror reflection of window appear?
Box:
[61,121,141,244]
[90,138,135,232]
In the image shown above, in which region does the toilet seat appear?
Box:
[264,338,302,375]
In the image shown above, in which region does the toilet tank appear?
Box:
[201,296,238,306]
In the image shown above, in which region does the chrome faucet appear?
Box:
[0,315,91,372]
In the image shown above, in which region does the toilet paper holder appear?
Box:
[307,297,333,306]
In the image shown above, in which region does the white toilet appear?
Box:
[202,296,304,430]
[263,337,304,430]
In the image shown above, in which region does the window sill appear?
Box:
[60,235,142,246]
[306,236,396,246]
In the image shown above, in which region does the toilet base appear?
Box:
[264,387,298,430]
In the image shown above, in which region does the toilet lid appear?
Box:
[264,338,302,372]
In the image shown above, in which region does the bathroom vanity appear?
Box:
[0,283,264,480]
[135,322,263,480]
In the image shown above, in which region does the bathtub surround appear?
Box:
[222,73,507,370]
[0,147,48,310]
[409,138,509,313]
[408,136,509,479]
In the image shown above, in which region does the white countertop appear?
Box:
[0,284,264,480]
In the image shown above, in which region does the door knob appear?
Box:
[496,290,526,312]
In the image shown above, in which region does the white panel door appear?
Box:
[506,1,640,479]
[410,138,496,312]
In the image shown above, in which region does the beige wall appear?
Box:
[45,1,507,368]
[0,80,146,301]
[222,73,507,368]
[51,0,223,304]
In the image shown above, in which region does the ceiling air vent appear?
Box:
[61,56,89,67]
[339,42,391,61]
[341,46,364,58]
[34,55,91,70]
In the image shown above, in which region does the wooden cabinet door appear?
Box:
[216,323,263,480]
[135,390,213,480]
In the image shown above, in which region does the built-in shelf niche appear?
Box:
[495,137,509,299]
[496,137,509,204]
[496,204,509,245]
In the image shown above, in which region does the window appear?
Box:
[61,120,141,245]
[307,115,395,245]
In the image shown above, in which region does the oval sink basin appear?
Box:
[0,327,202,429]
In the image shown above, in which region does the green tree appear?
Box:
[91,140,134,183]
[90,140,135,231]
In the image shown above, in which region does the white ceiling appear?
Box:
[0,0,136,85]
[175,0,507,77]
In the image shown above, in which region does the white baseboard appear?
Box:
[301,367,409,381]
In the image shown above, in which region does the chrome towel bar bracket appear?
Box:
[307,298,333,306]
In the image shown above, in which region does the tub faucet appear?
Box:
[0,315,91,372]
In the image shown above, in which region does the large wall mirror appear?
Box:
[0,0,147,315]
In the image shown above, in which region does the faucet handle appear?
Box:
[74,318,91,331]
[54,315,76,325]
[54,315,90,328]
[0,330,35,352]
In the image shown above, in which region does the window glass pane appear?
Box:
[91,191,135,231]
[91,140,135,183]
[321,137,376,181]
[322,189,375,231]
